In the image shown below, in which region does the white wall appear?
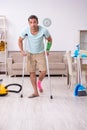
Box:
[0,0,87,51]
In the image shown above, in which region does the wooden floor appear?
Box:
[0,75,87,130]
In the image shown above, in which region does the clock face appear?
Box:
[43,18,52,27]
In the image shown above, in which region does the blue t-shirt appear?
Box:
[20,26,50,54]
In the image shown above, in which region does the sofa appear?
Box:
[7,51,68,76]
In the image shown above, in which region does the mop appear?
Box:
[44,38,53,99]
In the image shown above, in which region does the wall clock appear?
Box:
[43,18,52,27]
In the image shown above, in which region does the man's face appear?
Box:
[29,18,38,29]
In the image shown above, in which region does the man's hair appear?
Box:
[28,15,38,23]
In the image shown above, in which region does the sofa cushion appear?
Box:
[12,63,23,70]
[12,52,23,63]
[49,52,63,62]
[49,63,66,69]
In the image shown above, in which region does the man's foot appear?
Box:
[37,80,43,93]
[28,93,39,98]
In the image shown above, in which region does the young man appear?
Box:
[18,15,52,98]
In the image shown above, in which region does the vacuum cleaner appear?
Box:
[0,79,22,96]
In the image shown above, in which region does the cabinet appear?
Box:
[0,16,7,74]
[80,30,87,50]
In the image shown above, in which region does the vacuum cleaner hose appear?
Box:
[5,83,22,93]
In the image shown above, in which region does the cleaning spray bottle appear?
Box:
[73,44,80,57]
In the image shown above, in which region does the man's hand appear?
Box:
[46,51,49,56]
[21,50,27,56]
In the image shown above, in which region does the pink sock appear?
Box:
[37,80,42,89]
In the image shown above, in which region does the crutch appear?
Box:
[20,34,28,98]
[44,38,53,99]
[20,56,25,98]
